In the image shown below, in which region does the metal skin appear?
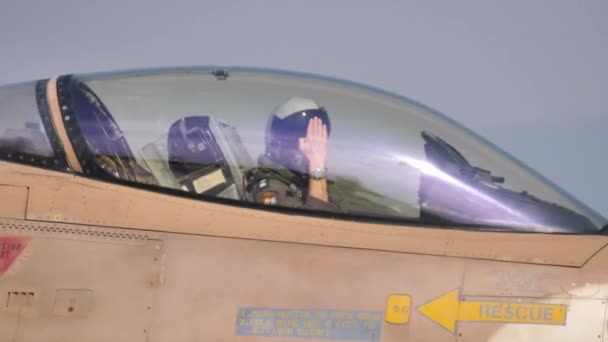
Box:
[0,77,607,342]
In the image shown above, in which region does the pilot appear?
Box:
[167,116,231,196]
[244,97,339,212]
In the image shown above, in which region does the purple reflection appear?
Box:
[397,155,555,230]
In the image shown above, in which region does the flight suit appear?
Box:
[244,156,340,213]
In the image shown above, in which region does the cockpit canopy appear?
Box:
[0,67,605,233]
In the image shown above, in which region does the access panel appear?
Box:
[0,219,162,342]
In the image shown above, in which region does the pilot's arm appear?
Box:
[299,117,329,202]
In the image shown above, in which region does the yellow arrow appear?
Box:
[417,290,567,334]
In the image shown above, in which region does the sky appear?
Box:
[0,0,606,219]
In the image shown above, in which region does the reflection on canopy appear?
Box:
[399,131,596,232]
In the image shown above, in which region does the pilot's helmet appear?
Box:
[167,116,226,185]
[265,97,331,173]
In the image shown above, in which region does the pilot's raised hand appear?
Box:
[298,116,329,202]
[298,116,328,173]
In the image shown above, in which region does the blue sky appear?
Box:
[0,0,606,218]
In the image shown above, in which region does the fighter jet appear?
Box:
[0,66,606,342]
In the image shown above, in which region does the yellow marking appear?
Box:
[418,290,567,334]
[385,294,411,324]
